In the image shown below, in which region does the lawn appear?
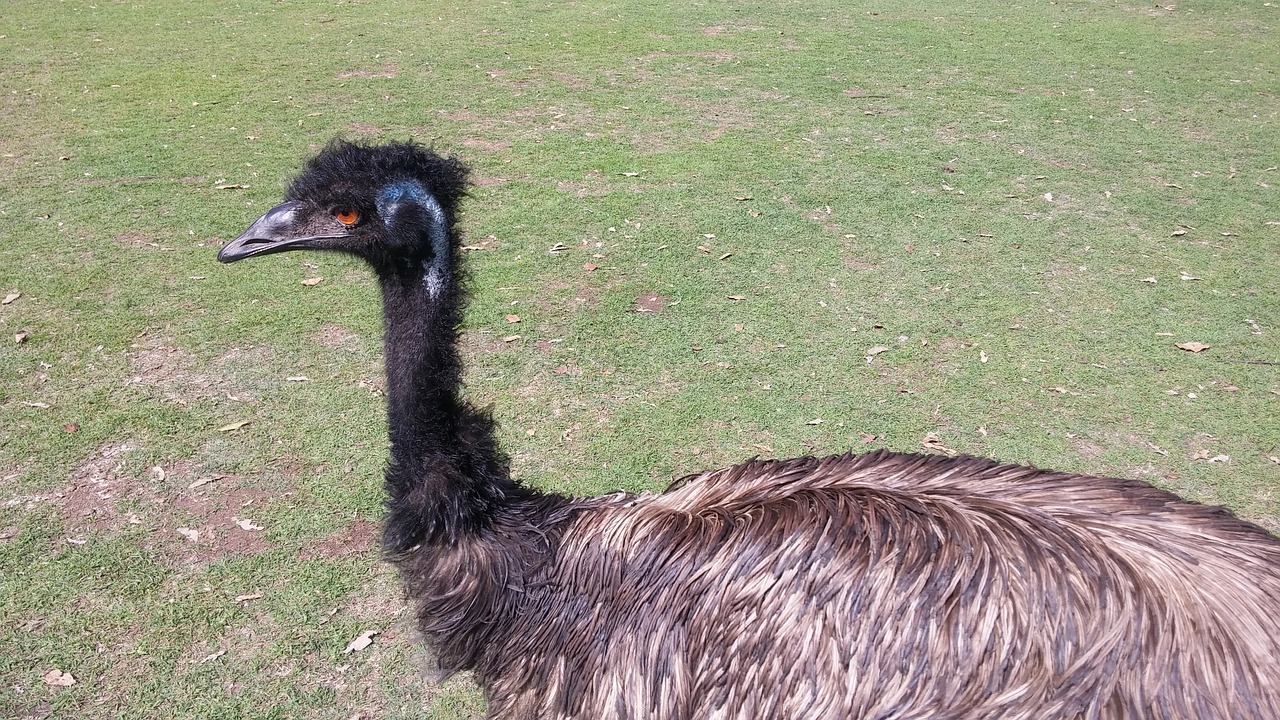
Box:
[1,0,1277,717]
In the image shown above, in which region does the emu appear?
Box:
[218,139,1280,719]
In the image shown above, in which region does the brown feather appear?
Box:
[400,451,1280,719]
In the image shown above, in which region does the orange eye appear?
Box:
[335,208,360,226]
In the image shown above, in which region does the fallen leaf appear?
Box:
[286,375,310,382]
[1176,342,1210,353]
[1042,192,1054,202]
[235,592,264,603]
[233,517,264,531]
[300,277,324,286]
[189,474,223,489]
[63,422,78,433]
[865,346,890,361]
[703,233,716,239]
[199,650,227,664]
[921,433,957,456]
[177,528,200,542]
[733,323,744,332]
[1171,228,1187,236]
[621,171,639,177]
[1207,454,1230,464]
[218,420,251,432]
[733,195,753,201]
[977,426,988,436]
[696,245,712,254]
[505,314,521,323]
[1179,272,1200,281]
[859,432,878,444]
[22,401,50,409]
[583,263,597,272]
[805,418,823,425]
[43,670,76,687]
[14,330,29,343]
[1139,277,1157,283]
[752,443,774,453]
[215,183,249,190]
[343,630,380,654]
[727,295,746,301]
[502,334,521,342]
[1,291,18,304]
[1190,448,1212,460]
[980,350,989,363]
[718,253,733,260]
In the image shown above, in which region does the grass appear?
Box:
[1,0,1277,716]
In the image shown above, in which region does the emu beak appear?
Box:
[218,201,338,263]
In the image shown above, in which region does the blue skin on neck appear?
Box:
[376,180,449,297]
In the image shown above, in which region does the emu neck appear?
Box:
[376,261,524,550]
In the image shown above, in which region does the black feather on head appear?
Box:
[285,139,470,221]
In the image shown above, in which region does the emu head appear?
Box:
[218,140,470,290]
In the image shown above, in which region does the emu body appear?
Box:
[220,140,1280,719]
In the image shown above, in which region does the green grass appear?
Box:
[2,0,1277,716]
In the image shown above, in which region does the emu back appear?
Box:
[446,451,1280,719]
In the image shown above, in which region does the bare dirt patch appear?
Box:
[310,323,363,351]
[114,232,156,248]
[459,137,512,152]
[165,484,276,563]
[348,122,384,135]
[337,63,399,79]
[633,291,669,314]
[61,443,163,535]
[125,334,225,404]
[302,519,379,560]
[556,169,613,198]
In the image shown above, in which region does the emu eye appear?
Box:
[334,208,361,226]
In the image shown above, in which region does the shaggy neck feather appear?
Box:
[374,223,529,553]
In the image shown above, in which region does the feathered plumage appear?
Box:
[221,139,1280,719]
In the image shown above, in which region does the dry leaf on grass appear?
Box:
[505,314,521,323]
[2,291,18,304]
[583,263,598,272]
[43,669,76,687]
[177,528,199,542]
[199,650,227,664]
[14,330,29,343]
[189,474,223,489]
[1176,342,1211,353]
[502,335,521,343]
[235,592,263,603]
[343,630,380,654]
[805,418,823,426]
[300,277,324,286]
[233,517,264,531]
[218,420,251,432]
[921,433,958,456]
